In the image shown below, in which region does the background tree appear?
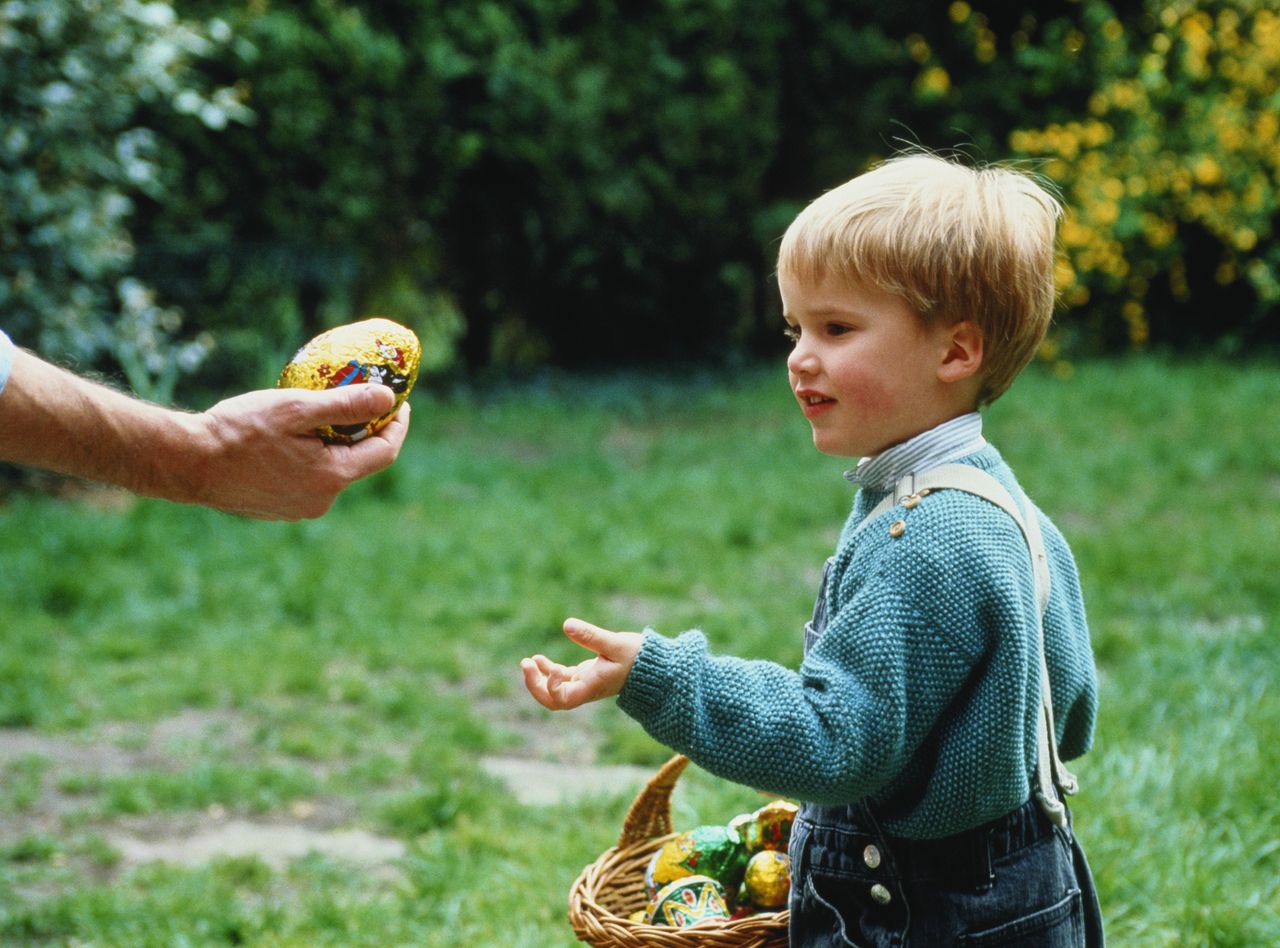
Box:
[0,0,249,401]
[1009,0,1280,353]
[7,1,1275,402]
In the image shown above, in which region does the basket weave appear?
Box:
[567,755,789,947]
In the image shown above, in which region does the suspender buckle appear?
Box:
[1035,789,1071,830]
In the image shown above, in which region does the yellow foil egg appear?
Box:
[277,317,421,443]
[743,850,790,910]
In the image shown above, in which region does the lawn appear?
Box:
[1,356,1277,946]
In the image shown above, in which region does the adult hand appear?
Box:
[0,347,410,519]
[192,383,411,520]
[522,618,644,710]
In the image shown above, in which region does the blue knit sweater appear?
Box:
[617,444,1098,838]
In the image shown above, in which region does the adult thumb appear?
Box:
[293,384,396,427]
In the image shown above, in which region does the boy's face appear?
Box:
[781,271,962,459]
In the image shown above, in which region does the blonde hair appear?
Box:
[777,152,1063,405]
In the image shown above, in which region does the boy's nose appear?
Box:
[787,340,819,377]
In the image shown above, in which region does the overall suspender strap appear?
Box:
[855,464,1079,829]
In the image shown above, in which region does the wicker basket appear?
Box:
[567,755,789,947]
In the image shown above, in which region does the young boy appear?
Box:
[522,152,1104,946]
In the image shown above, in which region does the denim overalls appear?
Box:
[787,549,1105,947]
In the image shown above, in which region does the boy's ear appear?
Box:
[937,320,984,384]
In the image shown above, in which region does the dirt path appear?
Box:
[0,705,649,876]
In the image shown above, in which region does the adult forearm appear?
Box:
[0,348,205,500]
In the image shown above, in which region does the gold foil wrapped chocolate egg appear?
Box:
[743,850,791,910]
[730,799,797,853]
[751,800,798,852]
[277,317,421,443]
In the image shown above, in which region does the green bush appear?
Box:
[1008,0,1280,353]
[142,0,794,383]
[10,1,1277,398]
[0,0,248,400]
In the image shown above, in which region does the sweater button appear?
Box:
[870,883,892,905]
[862,844,881,868]
[888,519,906,538]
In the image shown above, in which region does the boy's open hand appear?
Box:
[521,618,643,711]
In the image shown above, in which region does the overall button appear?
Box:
[862,844,881,869]
[870,883,892,905]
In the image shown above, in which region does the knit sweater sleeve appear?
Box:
[617,500,1008,806]
[617,630,871,803]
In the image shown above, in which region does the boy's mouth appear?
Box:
[795,389,835,418]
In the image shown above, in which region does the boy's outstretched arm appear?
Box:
[521,618,643,710]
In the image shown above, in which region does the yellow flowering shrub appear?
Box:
[1008,1,1279,350]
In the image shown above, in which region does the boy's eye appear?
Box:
[782,325,800,343]
[826,323,852,336]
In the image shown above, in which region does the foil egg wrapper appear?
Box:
[647,874,731,928]
[750,800,799,852]
[645,825,748,899]
[731,799,798,854]
[744,849,791,910]
[277,317,421,443]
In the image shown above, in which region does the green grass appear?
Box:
[1,356,1277,945]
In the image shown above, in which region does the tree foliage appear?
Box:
[7,1,1276,399]
[142,0,795,383]
[0,0,249,400]
[1009,0,1280,353]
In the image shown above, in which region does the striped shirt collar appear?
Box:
[845,412,986,489]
